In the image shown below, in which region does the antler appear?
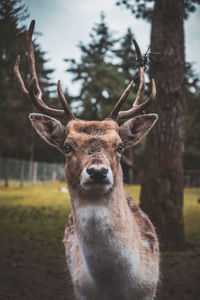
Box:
[14,20,75,122]
[108,39,156,121]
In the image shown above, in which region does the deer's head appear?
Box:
[15,21,158,196]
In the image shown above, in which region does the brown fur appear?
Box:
[30,115,159,300]
[61,119,159,300]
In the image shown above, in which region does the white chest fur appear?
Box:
[68,202,159,300]
[76,205,140,285]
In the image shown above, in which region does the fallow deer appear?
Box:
[15,20,159,300]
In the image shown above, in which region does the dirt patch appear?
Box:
[0,205,74,300]
[1,223,199,299]
[0,255,74,300]
[158,248,200,299]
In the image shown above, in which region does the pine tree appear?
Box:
[115,28,137,81]
[65,13,129,120]
[0,0,57,162]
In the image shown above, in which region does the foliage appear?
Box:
[184,93,200,170]
[65,14,138,120]
[184,63,200,170]
[116,0,200,21]
[0,0,61,163]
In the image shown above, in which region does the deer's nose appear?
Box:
[86,166,108,182]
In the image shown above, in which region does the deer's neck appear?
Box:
[68,177,140,286]
[69,175,130,228]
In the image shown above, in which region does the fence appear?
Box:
[0,157,200,188]
[0,157,65,187]
[184,170,200,187]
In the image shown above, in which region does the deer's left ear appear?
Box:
[29,113,66,148]
[119,114,158,148]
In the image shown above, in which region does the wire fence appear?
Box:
[0,157,200,188]
[0,157,65,187]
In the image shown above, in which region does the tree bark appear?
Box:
[140,0,185,250]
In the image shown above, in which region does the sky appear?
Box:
[22,0,200,96]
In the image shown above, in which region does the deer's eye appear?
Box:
[64,144,74,154]
[117,144,124,154]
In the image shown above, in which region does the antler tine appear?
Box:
[117,79,156,120]
[134,67,145,106]
[14,55,32,103]
[107,80,134,120]
[133,39,142,63]
[14,20,74,121]
[57,80,75,120]
[132,39,145,106]
[108,39,156,121]
[27,20,42,98]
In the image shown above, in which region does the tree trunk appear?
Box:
[140,0,185,250]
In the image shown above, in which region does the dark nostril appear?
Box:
[101,167,108,176]
[86,167,96,176]
[86,167,108,181]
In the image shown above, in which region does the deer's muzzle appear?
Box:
[80,164,113,194]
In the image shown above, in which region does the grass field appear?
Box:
[0,183,200,299]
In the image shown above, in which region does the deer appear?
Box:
[14,20,159,300]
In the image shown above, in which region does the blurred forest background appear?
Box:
[0,0,200,247]
[0,1,200,299]
[0,0,199,171]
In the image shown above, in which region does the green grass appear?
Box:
[0,183,199,246]
[0,183,71,264]
[184,188,200,245]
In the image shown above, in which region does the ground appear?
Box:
[0,183,199,299]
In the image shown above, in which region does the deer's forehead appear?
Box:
[66,120,120,144]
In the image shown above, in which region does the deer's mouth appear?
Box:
[85,178,110,185]
[81,181,113,195]
[80,165,113,194]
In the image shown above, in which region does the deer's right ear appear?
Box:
[119,114,158,148]
[29,113,66,148]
